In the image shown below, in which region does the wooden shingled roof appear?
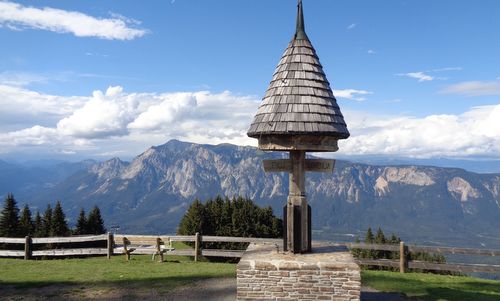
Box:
[247,0,349,140]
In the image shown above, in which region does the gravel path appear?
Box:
[167,278,412,301]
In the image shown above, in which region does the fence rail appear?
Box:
[1,234,500,274]
[342,241,500,274]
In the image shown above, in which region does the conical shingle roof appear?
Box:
[247,0,349,142]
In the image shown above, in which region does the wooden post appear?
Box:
[24,236,32,260]
[107,232,114,259]
[156,237,163,262]
[123,237,130,261]
[194,232,201,262]
[400,241,406,273]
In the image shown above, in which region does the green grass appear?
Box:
[0,251,236,299]
[362,270,500,301]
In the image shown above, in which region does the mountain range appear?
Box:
[1,140,500,248]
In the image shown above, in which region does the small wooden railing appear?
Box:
[0,234,113,259]
[2,235,499,274]
[341,242,500,274]
[0,233,281,261]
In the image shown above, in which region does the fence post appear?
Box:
[194,232,201,262]
[399,241,407,273]
[107,232,114,259]
[24,236,32,260]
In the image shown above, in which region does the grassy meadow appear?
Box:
[0,253,235,300]
[362,270,500,301]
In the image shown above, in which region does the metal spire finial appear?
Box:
[295,0,308,40]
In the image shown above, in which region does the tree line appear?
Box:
[352,227,448,273]
[177,195,282,239]
[0,194,106,238]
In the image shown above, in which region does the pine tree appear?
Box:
[74,208,87,235]
[363,227,375,258]
[177,199,206,235]
[19,204,34,236]
[33,211,44,237]
[42,204,53,237]
[51,201,70,236]
[87,206,106,234]
[0,193,20,237]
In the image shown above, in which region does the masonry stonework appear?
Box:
[237,243,361,301]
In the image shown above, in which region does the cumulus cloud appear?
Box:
[0,85,260,155]
[1,83,499,160]
[333,89,373,101]
[339,104,500,158]
[440,80,500,96]
[0,1,147,40]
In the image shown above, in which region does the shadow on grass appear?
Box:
[1,275,230,300]
[423,285,500,301]
[362,271,500,301]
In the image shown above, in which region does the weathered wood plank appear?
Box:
[0,250,24,257]
[0,237,25,244]
[408,245,500,256]
[357,259,400,268]
[263,159,291,172]
[304,159,335,172]
[32,248,108,256]
[167,249,196,256]
[169,236,196,242]
[32,235,107,244]
[344,242,401,252]
[202,249,244,258]
[202,236,281,244]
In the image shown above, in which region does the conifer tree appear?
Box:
[87,206,106,234]
[363,227,375,258]
[0,193,20,237]
[74,208,87,235]
[19,204,34,236]
[42,204,53,237]
[33,211,44,237]
[177,199,206,235]
[51,201,70,236]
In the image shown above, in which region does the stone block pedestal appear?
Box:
[237,243,360,301]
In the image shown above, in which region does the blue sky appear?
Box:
[0,0,499,161]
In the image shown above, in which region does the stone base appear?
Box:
[237,243,360,301]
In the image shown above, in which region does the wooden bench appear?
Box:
[119,236,174,262]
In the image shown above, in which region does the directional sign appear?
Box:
[304,159,335,173]
[263,159,335,173]
[263,159,292,172]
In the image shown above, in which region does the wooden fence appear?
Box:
[341,241,500,274]
[0,233,281,261]
[0,234,113,259]
[1,234,499,274]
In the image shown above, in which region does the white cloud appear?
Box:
[347,23,356,30]
[440,80,500,96]
[367,49,376,55]
[0,1,147,40]
[1,83,499,160]
[333,89,373,101]
[397,72,434,82]
[339,104,500,158]
[0,85,260,155]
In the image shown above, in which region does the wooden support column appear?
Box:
[286,150,310,253]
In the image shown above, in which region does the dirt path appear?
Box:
[166,278,412,301]
[0,278,411,300]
